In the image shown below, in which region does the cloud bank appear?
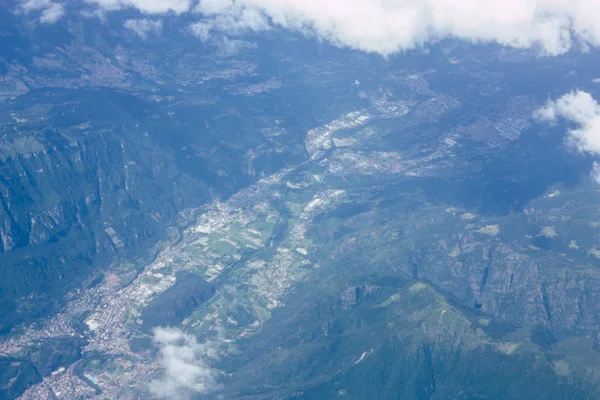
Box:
[19,0,600,56]
[124,18,163,39]
[86,0,191,14]
[592,162,600,184]
[535,90,600,155]
[149,327,220,399]
[151,0,600,56]
[191,0,600,56]
[19,0,65,23]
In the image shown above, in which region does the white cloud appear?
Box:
[194,34,258,56]
[86,0,191,14]
[191,1,270,40]
[19,0,65,23]
[39,3,65,23]
[188,0,600,56]
[124,18,163,39]
[535,90,600,155]
[19,0,51,12]
[217,36,257,55]
[591,161,600,184]
[17,0,600,56]
[29,0,599,56]
[149,327,220,399]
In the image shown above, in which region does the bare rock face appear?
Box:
[0,127,209,332]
